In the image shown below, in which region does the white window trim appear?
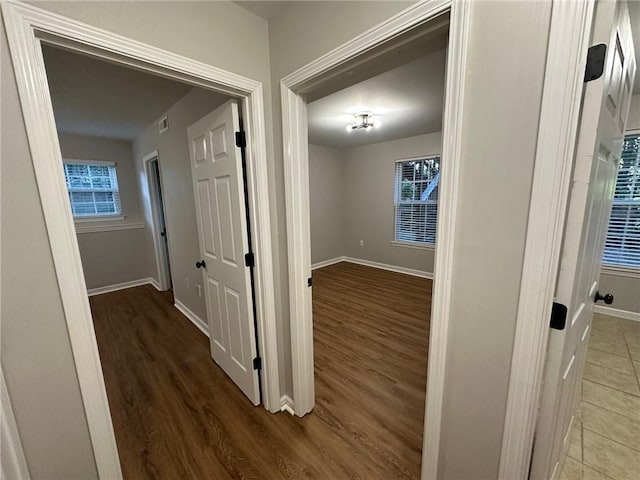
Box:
[390,240,436,251]
[394,154,441,247]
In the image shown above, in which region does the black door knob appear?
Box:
[195,260,206,269]
[594,290,613,305]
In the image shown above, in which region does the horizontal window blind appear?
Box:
[603,133,640,268]
[63,161,121,217]
[394,156,440,245]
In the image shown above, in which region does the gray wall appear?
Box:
[309,133,441,273]
[1,22,98,479]
[58,133,150,289]
[309,144,345,264]
[2,2,274,477]
[133,87,229,322]
[598,93,640,314]
[343,133,441,272]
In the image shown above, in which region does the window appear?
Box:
[63,160,122,218]
[394,156,441,245]
[603,133,640,269]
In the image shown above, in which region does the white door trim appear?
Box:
[499,1,596,478]
[1,368,31,480]
[280,1,471,478]
[1,1,280,477]
[143,151,171,291]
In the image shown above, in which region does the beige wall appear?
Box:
[2,2,273,477]
[0,21,98,479]
[133,87,229,322]
[309,144,345,264]
[58,133,150,289]
[598,94,640,314]
[343,133,441,272]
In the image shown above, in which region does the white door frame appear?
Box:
[499,1,598,478]
[2,1,280,477]
[142,151,172,291]
[280,1,471,478]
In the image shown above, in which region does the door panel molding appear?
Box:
[1,2,280,477]
[499,1,596,478]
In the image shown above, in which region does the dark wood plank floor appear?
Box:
[90,262,431,479]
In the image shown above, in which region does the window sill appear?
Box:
[74,221,145,234]
[600,265,640,279]
[74,215,125,223]
[390,240,435,251]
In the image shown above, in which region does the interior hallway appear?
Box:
[90,262,431,478]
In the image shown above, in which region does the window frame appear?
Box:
[601,129,640,276]
[393,154,441,248]
[62,158,124,222]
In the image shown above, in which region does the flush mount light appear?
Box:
[346,112,379,132]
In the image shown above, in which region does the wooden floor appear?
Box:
[90,262,431,479]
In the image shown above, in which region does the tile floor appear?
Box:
[560,314,640,480]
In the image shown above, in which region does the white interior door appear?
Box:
[531,2,636,479]
[187,100,260,405]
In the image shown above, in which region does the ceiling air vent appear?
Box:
[159,116,168,134]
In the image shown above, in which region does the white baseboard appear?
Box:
[148,277,161,291]
[174,300,209,337]
[593,305,640,323]
[311,256,346,270]
[280,395,295,415]
[87,277,158,296]
[343,256,433,279]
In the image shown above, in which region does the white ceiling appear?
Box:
[233,1,291,20]
[308,48,446,149]
[42,46,200,140]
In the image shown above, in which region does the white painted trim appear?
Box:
[279,395,295,416]
[75,222,145,234]
[499,2,595,479]
[311,256,345,270]
[390,240,436,251]
[281,3,468,477]
[87,278,158,297]
[601,265,640,278]
[74,215,126,223]
[1,368,31,480]
[343,257,433,279]
[1,3,281,477]
[593,305,640,322]
[143,151,172,291]
[174,300,210,337]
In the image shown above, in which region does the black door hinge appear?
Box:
[307,277,312,287]
[235,130,247,148]
[550,302,568,330]
[584,44,606,82]
[245,252,255,268]
[253,357,262,370]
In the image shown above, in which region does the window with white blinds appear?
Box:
[603,133,640,269]
[63,160,122,218]
[394,156,440,245]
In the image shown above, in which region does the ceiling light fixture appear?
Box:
[346,112,379,132]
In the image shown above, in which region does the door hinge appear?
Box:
[307,277,312,287]
[245,252,255,268]
[235,130,247,148]
[550,302,568,330]
[584,44,606,82]
[253,357,262,370]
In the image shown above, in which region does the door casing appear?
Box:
[2,1,280,478]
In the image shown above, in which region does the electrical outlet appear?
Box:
[196,284,202,297]
[185,276,190,289]
[360,240,364,247]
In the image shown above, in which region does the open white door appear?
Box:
[187,100,261,405]
[531,1,636,479]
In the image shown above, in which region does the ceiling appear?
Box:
[233,1,291,20]
[42,45,198,140]
[307,48,446,149]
